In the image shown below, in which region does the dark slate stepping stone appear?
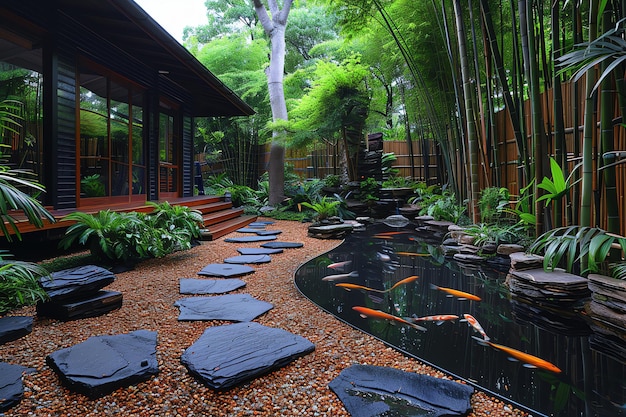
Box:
[181,322,315,390]
[329,364,474,417]
[0,316,33,345]
[248,221,275,227]
[175,294,273,322]
[255,230,282,236]
[46,330,158,398]
[224,254,271,265]
[224,235,277,243]
[260,241,304,249]
[37,290,122,321]
[179,278,246,295]
[198,263,255,278]
[236,228,265,233]
[0,362,33,412]
[39,265,116,302]
[237,247,283,255]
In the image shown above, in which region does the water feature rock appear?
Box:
[0,316,33,345]
[181,322,315,390]
[328,364,474,417]
[39,265,116,302]
[506,268,590,305]
[509,252,544,270]
[308,223,353,239]
[37,290,122,321]
[46,330,158,398]
[179,278,246,294]
[175,294,273,322]
[0,362,33,412]
[382,214,410,228]
[497,244,525,256]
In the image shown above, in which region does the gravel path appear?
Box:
[2,219,527,416]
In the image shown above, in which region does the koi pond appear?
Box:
[294,223,625,417]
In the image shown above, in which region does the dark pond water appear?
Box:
[294,223,626,417]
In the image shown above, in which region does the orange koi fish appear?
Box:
[472,337,562,373]
[412,314,459,325]
[353,306,427,332]
[336,275,418,293]
[388,275,419,291]
[336,283,385,293]
[463,314,490,340]
[372,235,394,240]
[430,284,481,301]
[396,252,430,257]
[376,231,410,236]
[327,260,352,270]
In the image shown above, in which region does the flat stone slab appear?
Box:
[236,228,265,233]
[198,263,255,278]
[260,241,304,249]
[0,362,33,412]
[248,221,275,227]
[46,330,158,398]
[37,290,123,321]
[175,294,273,322]
[39,265,116,302]
[237,247,283,255]
[224,254,271,265]
[329,364,474,417]
[181,322,315,390]
[0,316,33,345]
[255,229,282,236]
[224,235,277,243]
[179,278,246,294]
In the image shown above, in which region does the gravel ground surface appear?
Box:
[2,219,528,416]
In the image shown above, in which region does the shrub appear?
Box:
[478,187,510,223]
[0,251,49,314]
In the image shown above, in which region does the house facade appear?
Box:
[0,0,253,211]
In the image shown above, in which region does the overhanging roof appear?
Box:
[60,0,254,117]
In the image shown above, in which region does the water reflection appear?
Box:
[294,223,626,417]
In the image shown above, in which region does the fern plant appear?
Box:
[301,196,340,221]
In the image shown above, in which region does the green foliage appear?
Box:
[381,175,418,189]
[358,177,380,203]
[419,190,466,223]
[478,187,510,223]
[503,181,536,227]
[301,196,340,221]
[461,222,530,248]
[536,157,580,207]
[381,152,399,178]
[529,226,626,276]
[0,251,49,314]
[59,204,202,265]
[323,174,341,188]
[81,174,105,197]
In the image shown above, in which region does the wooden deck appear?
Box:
[1,195,257,242]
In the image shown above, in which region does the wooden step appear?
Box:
[202,207,245,227]
[191,201,233,215]
[203,215,258,241]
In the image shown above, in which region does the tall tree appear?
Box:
[252,0,293,206]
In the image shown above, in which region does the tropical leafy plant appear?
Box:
[461,222,530,248]
[301,196,340,221]
[528,226,626,277]
[536,157,581,207]
[323,174,341,188]
[0,250,49,314]
[358,177,380,204]
[146,201,203,239]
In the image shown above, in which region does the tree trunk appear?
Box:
[453,0,480,223]
[252,0,293,206]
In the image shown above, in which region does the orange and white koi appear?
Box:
[352,306,427,332]
[372,234,395,240]
[411,314,459,325]
[327,260,352,270]
[322,271,359,281]
[430,284,481,301]
[463,314,490,340]
[472,337,562,373]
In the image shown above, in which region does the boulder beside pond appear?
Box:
[329,364,474,417]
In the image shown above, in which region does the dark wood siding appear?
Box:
[182,113,193,197]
